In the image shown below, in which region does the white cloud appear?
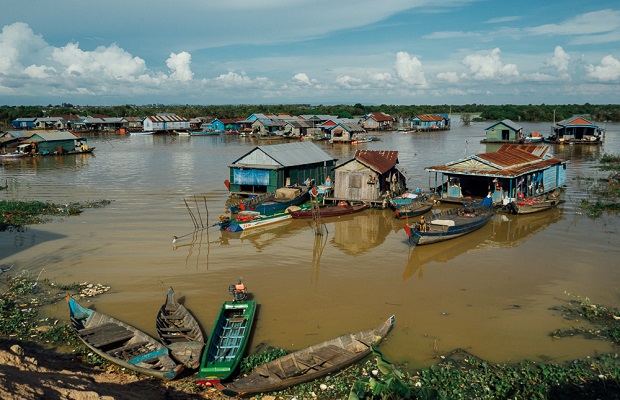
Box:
[166,52,193,81]
[436,71,461,83]
[52,43,147,79]
[394,52,427,86]
[335,75,364,89]
[586,55,620,82]
[462,48,519,80]
[526,10,620,44]
[485,16,522,24]
[293,73,313,85]
[0,22,50,74]
[547,46,570,72]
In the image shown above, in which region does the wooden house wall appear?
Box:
[334,160,381,200]
[35,139,77,153]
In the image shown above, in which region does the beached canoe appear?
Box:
[66,295,183,380]
[156,287,205,369]
[222,315,395,397]
[196,283,257,386]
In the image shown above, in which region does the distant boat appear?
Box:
[289,201,369,219]
[0,152,25,159]
[155,287,205,369]
[66,295,183,380]
[219,205,310,232]
[404,201,494,245]
[222,315,395,397]
[188,130,220,136]
[394,194,437,219]
[196,282,257,386]
[229,186,311,215]
[389,190,426,209]
[524,131,543,143]
[129,131,154,135]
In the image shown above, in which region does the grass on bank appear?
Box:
[1,272,619,399]
[576,153,620,218]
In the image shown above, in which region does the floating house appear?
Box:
[11,118,37,130]
[329,122,366,143]
[481,119,524,143]
[546,116,604,144]
[143,113,190,133]
[409,114,451,131]
[426,145,568,205]
[227,141,337,195]
[332,150,406,202]
[22,130,89,154]
[361,112,394,131]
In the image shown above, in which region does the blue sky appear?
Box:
[1,0,619,106]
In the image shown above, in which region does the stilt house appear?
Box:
[333,150,406,201]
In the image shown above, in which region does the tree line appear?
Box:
[1,103,620,127]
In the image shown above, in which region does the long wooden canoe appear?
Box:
[394,194,436,219]
[66,295,183,380]
[289,202,369,219]
[222,315,395,397]
[196,299,257,386]
[156,287,205,369]
[404,205,494,245]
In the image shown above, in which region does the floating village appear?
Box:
[0,109,610,395]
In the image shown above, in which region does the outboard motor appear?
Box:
[229,280,247,302]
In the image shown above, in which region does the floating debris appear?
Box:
[78,282,111,298]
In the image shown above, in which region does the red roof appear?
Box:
[415,114,445,122]
[568,117,593,126]
[355,150,398,174]
[368,112,393,122]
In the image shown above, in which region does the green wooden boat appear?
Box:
[196,284,257,386]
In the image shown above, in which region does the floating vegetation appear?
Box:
[0,199,111,231]
[578,153,620,218]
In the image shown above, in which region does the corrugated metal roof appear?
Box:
[426,144,566,178]
[485,119,523,132]
[147,114,190,123]
[31,130,79,141]
[232,141,336,168]
[355,150,399,174]
[414,114,446,122]
[366,112,393,122]
[555,116,596,127]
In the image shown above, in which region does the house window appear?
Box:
[350,174,362,188]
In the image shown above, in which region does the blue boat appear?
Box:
[404,199,493,245]
[229,185,310,215]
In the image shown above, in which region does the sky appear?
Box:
[1,0,619,106]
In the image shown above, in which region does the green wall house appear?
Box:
[482,119,523,143]
[27,130,87,154]
[228,141,337,195]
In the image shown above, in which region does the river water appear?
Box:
[1,119,619,370]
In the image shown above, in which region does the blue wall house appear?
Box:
[410,114,451,130]
[549,116,604,144]
[11,118,37,130]
[426,144,568,205]
[228,141,337,195]
[481,119,524,143]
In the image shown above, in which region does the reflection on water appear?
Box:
[2,123,620,370]
[402,207,565,280]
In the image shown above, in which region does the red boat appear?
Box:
[289,202,369,219]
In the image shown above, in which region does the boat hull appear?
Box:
[156,288,205,369]
[289,203,368,219]
[197,300,257,385]
[404,206,493,245]
[222,315,395,397]
[67,296,182,380]
[229,186,310,215]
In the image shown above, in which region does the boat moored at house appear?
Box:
[544,116,604,144]
[426,144,568,207]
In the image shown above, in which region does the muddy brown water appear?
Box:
[1,120,619,370]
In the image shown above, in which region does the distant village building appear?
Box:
[228,141,337,195]
[143,113,190,133]
[410,114,451,131]
[328,122,366,143]
[11,118,37,130]
[333,150,406,201]
[481,119,523,143]
[24,130,88,154]
[426,144,568,205]
[549,116,604,144]
[361,112,394,131]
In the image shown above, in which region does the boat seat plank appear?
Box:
[78,322,120,336]
[111,341,150,356]
[160,315,183,320]
[158,327,191,332]
[88,330,135,348]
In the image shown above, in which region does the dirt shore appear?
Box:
[0,341,231,400]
